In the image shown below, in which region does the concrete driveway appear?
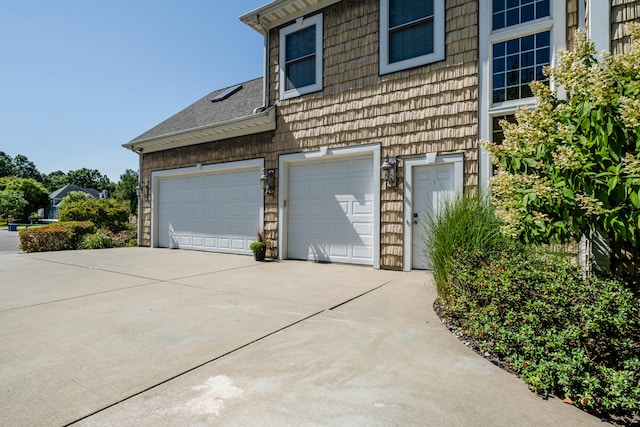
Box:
[0,238,602,426]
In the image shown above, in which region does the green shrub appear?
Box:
[79,228,136,249]
[59,198,130,231]
[20,226,75,252]
[441,248,640,417]
[423,191,515,296]
[19,221,95,253]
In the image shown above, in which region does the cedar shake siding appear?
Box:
[138,131,275,248]
[126,0,634,268]
[567,0,580,50]
[267,0,479,268]
[611,0,640,54]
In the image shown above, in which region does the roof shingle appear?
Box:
[129,77,264,143]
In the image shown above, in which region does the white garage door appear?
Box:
[287,155,374,265]
[157,167,261,254]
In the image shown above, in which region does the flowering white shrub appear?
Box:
[484,25,640,247]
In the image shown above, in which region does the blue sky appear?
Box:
[0,1,268,182]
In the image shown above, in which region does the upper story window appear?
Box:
[492,0,550,30]
[492,30,550,103]
[380,0,445,75]
[279,14,323,100]
[478,0,565,185]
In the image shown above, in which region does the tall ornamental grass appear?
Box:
[423,191,514,296]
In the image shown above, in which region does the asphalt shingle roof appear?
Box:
[129,77,264,143]
[49,184,100,200]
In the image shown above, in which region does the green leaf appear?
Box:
[562,187,575,200]
[630,192,640,209]
[608,176,620,193]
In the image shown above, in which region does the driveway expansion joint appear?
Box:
[64,308,326,427]
[327,279,394,311]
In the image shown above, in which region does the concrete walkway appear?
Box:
[0,244,602,426]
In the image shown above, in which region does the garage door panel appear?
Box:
[353,244,373,258]
[288,155,374,265]
[352,201,373,215]
[352,222,373,236]
[329,244,348,257]
[157,167,260,254]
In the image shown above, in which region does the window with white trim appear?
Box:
[279,14,323,100]
[492,0,550,30]
[478,0,565,186]
[379,0,445,75]
[492,30,550,103]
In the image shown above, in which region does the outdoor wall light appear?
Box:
[136,181,150,200]
[381,156,398,188]
[260,169,276,194]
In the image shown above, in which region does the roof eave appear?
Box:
[123,107,276,154]
[240,0,343,33]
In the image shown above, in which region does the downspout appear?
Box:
[253,14,270,112]
[135,147,143,247]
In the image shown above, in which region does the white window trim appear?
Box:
[402,152,464,271]
[279,13,323,100]
[149,159,264,249]
[379,0,445,75]
[478,0,565,188]
[278,143,381,269]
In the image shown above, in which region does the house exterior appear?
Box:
[125,0,639,271]
[45,184,106,220]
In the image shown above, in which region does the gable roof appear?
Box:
[49,184,100,200]
[124,77,275,153]
[240,0,343,33]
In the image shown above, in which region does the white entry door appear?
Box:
[412,163,456,269]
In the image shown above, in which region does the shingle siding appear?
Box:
[267,0,479,268]
[611,0,640,54]
[567,0,579,50]
[138,132,275,247]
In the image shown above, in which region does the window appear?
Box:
[492,0,550,30]
[491,114,517,144]
[492,30,550,103]
[279,14,323,100]
[478,0,565,186]
[380,0,445,75]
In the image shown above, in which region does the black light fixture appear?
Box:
[381,156,398,188]
[136,181,150,200]
[260,169,276,194]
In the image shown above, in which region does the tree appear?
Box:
[0,177,49,219]
[0,189,28,219]
[113,169,138,213]
[13,154,42,182]
[0,152,16,177]
[42,171,69,192]
[57,191,91,212]
[67,168,115,193]
[484,26,640,272]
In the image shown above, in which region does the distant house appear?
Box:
[45,184,108,219]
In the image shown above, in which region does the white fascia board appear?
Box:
[123,107,276,154]
[240,0,342,33]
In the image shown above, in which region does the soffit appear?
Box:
[240,0,343,33]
